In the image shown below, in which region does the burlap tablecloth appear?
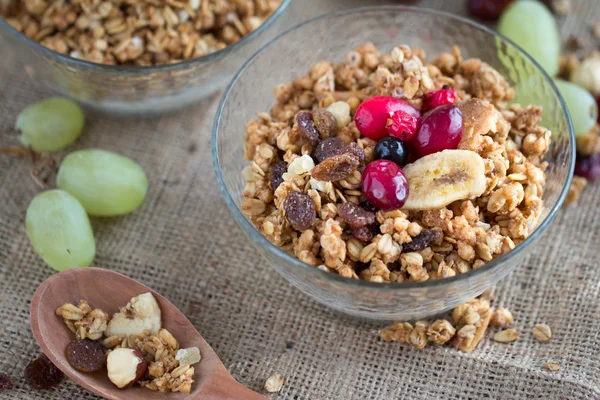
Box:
[1,0,599,399]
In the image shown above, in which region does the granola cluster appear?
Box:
[380,287,557,353]
[0,0,282,65]
[241,43,550,282]
[56,298,199,394]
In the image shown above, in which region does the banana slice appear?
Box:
[402,149,486,210]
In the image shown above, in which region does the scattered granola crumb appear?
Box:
[265,374,285,393]
[490,308,514,327]
[493,328,519,343]
[545,360,561,371]
[565,176,588,205]
[552,0,571,16]
[533,324,552,342]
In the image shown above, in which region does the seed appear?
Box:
[545,360,560,371]
[493,328,519,343]
[532,324,552,342]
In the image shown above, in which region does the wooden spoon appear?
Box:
[30,267,266,400]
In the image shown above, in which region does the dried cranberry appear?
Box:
[575,153,600,181]
[0,374,12,390]
[355,96,421,141]
[338,202,376,228]
[296,111,320,146]
[270,161,287,190]
[386,109,418,141]
[467,0,514,21]
[25,354,64,390]
[66,340,106,373]
[311,153,360,182]
[402,229,442,252]
[361,160,409,210]
[284,191,316,231]
[313,138,345,163]
[312,108,338,138]
[351,223,379,242]
[422,87,457,112]
[414,104,463,157]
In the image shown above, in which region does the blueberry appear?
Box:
[374,137,409,166]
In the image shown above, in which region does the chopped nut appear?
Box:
[532,324,552,342]
[265,374,284,393]
[493,328,519,343]
[545,360,561,371]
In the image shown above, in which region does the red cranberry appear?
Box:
[361,160,409,210]
[386,110,418,141]
[575,153,600,181]
[596,96,600,123]
[467,0,514,21]
[422,86,457,112]
[414,104,463,157]
[355,96,420,141]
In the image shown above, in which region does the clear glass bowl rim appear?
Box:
[0,0,291,72]
[212,5,575,291]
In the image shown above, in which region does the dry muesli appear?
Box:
[55,292,201,394]
[0,0,282,66]
[242,43,550,283]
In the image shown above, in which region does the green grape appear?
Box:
[16,97,85,152]
[26,190,95,271]
[498,0,560,77]
[56,149,149,217]
[554,79,598,137]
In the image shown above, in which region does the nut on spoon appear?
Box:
[30,267,266,400]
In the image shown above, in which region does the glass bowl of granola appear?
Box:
[0,0,290,113]
[213,6,574,320]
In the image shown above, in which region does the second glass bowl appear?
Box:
[0,0,291,114]
[213,6,574,321]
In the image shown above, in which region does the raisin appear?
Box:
[270,161,287,190]
[311,153,360,182]
[344,142,365,164]
[25,354,64,390]
[313,137,345,163]
[296,111,320,146]
[65,340,106,373]
[0,374,12,390]
[338,202,376,228]
[402,229,442,252]
[284,191,316,231]
[360,199,378,212]
[351,223,379,242]
[312,108,338,139]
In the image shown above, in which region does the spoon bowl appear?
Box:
[30,267,265,400]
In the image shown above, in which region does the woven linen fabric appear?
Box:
[1,0,599,399]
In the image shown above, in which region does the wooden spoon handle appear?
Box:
[196,373,267,400]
